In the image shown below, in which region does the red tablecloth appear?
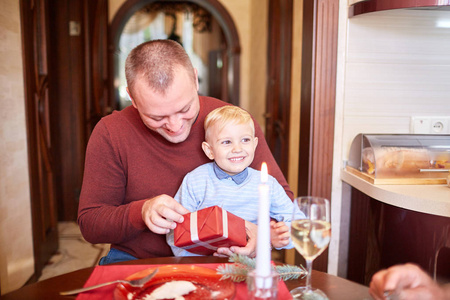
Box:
[76,263,292,300]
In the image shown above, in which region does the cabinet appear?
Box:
[349,0,450,17]
[347,188,450,285]
[341,170,450,285]
[348,0,365,5]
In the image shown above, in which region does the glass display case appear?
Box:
[347,134,450,184]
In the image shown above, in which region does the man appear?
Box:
[78,39,293,264]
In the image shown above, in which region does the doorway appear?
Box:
[109,0,241,110]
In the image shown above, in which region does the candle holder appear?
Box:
[246,269,279,300]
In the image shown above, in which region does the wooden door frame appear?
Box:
[297,0,339,272]
[46,0,109,221]
[84,0,110,137]
[19,0,59,280]
[265,0,293,178]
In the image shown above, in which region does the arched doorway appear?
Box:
[109,0,241,109]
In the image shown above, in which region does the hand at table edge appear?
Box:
[369,263,449,300]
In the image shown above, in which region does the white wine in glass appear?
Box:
[290,197,331,300]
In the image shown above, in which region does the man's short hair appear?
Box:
[125,39,195,94]
[204,106,255,142]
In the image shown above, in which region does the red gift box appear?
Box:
[174,206,247,255]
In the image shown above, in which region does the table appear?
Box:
[0,256,370,300]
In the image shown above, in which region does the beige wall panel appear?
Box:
[0,0,35,294]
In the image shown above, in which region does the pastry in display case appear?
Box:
[347,134,450,184]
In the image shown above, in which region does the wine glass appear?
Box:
[290,196,331,300]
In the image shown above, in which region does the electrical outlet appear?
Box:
[411,116,450,134]
[430,118,449,133]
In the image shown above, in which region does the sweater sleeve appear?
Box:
[77,121,147,244]
[174,173,199,213]
[268,176,305,249]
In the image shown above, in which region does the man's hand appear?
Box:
[141,194,190,234]
[369,263,446,300]
[270,220,290,249]
[214,220,257,258]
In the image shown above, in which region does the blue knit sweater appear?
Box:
[168,162,303,256]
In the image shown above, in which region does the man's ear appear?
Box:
[127,87,137,108]
[202,141,214,160]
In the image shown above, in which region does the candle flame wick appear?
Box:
[261,162,268,183]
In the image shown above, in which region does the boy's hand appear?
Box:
[270,220,290,248]
[215,220,257,258]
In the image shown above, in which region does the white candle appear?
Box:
[255,162,272,288]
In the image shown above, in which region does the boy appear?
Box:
[168,106,301,256]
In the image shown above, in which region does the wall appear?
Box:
[331,4,450,275]
[343,9,450,158]
[0,0,35,294]
[247,0,268,129]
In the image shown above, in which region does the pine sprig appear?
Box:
[216,263,249,282]
[228,254,256,268]
[216,254,307,282]
[275,264,307,281]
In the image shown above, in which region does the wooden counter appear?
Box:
[341,169,450,217]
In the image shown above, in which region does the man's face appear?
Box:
[202,122,258,176]
[128,67,200,144]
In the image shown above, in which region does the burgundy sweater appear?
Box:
[78,96,293,258]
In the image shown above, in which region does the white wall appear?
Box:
[330,4,450,276]
[0,0,35,294]
[343,9,450,158]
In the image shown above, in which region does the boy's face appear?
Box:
[202,122,258,176]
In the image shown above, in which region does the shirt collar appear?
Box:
[213,162,248,185]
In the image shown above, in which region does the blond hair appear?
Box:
[125,39,195,94]
[204,106,255,142]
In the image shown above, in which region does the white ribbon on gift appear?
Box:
[183,207,229,251]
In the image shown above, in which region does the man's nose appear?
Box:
[166,115,182,132]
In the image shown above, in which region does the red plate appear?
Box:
[113,265,236,300]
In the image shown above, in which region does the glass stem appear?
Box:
[305,259,313,291]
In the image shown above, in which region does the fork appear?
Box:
[60,267,159,296]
